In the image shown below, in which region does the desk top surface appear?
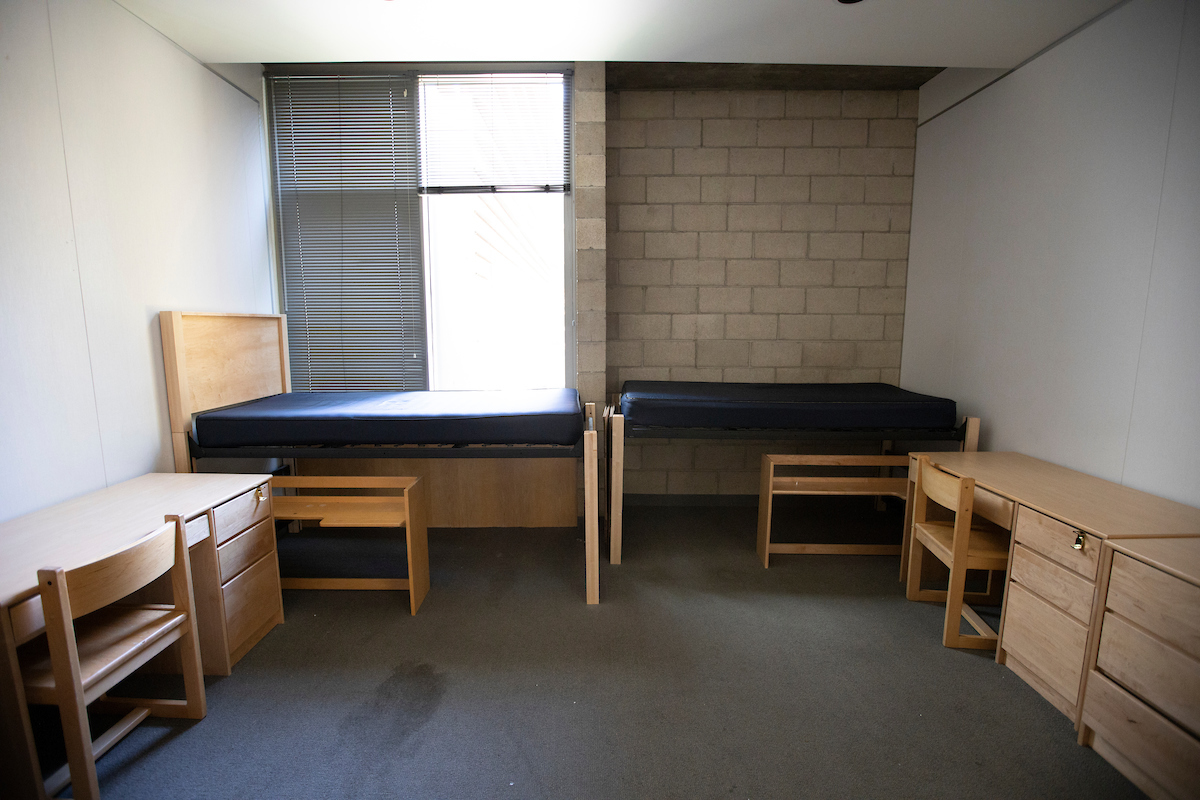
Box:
[916,451,1200,540]
[1108,537,1200,587]
[0,473,268,607]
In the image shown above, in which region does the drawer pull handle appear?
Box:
[1072,532,1085,551]
[255,487,267,503]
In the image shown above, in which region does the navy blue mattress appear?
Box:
[619,382,956,431]
[194,389,584,448]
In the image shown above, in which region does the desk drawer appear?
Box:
[1082,670,1200,800]
[185,513,211,547]
[974,487,1015,530]
[1011,544,1094,624]
[1097,611,1200,737]
[1002,581,1089,705]
[222,551,280,655]
[213,484,271,545]
[1108,553,1200,661]
[1014,506,1100,580]
[218,518,275,585]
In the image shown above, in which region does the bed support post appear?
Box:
[583,403,599,605]
[607,411,624,565]
[962,417,980,452]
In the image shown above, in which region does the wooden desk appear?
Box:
[906,452,1200,723]
[0,473,283,800]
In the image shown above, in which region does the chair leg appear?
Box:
[942,555,970,648]
[905,535,925,600]
[179,621,207,719]
[57,690,101,800]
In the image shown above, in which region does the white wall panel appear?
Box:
[0,0,108,522]
[48,0,273,483]
[1123,0,1200,506]
[904,0,1187,487]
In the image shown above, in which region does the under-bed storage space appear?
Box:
[1079,542,1200,800]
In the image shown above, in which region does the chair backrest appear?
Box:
[53,521,178,620]
[915,456,976,528]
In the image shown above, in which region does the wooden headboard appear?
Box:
[160,311,290,473]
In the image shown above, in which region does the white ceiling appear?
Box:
[115,0,1124,70]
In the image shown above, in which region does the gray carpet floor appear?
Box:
[49,500,1143,799]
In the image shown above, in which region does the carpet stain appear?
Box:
[338,662,445,759]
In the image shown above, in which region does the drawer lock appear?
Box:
[255,486,267,503]
[1072,531,1085,551]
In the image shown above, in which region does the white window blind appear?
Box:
[269,75,427,391]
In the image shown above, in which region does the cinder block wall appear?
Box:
[605,89,917,495]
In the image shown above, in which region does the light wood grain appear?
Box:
[212,484,271,545]
[1096,612,1200,737]
[1107,551,1200,661]
[1011,544,1095,624]
[217,519,276,584]
[584,428,600,605]
[222,553,280,657]
[1108,536,1200,590]
[1014,506,1100,580]
[1002,581,1089,703]
[607,411,625,564]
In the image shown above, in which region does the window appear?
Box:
[267,70,572,392]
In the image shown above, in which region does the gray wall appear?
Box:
[903,0,1200,506]
[0,0,273,522]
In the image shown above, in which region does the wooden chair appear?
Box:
[906,456,1013,650]
[20,517,206,800]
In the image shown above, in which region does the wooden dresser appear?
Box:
[0,473,284,800]
[1079,537,1200,800]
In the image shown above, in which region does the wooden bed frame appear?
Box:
[159,311,601,605]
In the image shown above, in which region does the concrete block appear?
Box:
[577,248,606,281]
[862,232,910,260]
[732,91,786,118]
[697,339,751,367]
[755,177,811,203]
[577,121,607,155]
[576,154,606,186]
[884,314,904,341]
[835,205,891,232]
[674,148,729,175]
[808,232,863,260]
[621,148,673,175]
[753,232,808,259]
[624,469,667,495]
[830,368,881,383]
[785,90,842,118]
[673,204,727,232]
[839,149,896,176]
[577,341,606,373]
[806,287,860,314]
[577,279,606,312]
[780,259,834,286]
[618,259,670,285]
[609,232,645,259]
[750,340,805,367]
[621,367,671,382]
[607,148,619,178]
[869,118,916,147]
[645,232,699,259]
[811,176,865,203]
[886,260,907,287]
[672,314,725,340]
[576,311,607,343]
[675,91,731,118]
[864,176,913,204]
[726,259,781,286]
[778,313,832,340]
[784,148,840,175]
[698,287,753,313]
[858,287,906,314]
[723,367,777,382]
[642,442,694,470]
[698,232,753,259]
[757,119,812,147]
[607,340,644,367]
[619,313,672,340]
[646,176,701,204]
[620,92,674,119]
[607,119,647,148]
[576,218,606,250]
[897,90,918,118]
[577,372,607,405]
[607,312,620,341]
[842,91,897,118]
[670,367,724,382]
[803,341,856,367]
[782,203,836,231]
[575,186,605,220]
[620,204,673,231]
[813,119,868,147]
[703,119,759,146]
[856,340,902,368]
[833,260,887,286]
[695,444,749,471]
[575,90,606,123]
[893,148,915,176]
[644,340,697,367]
[646,119,703,147]
[672,313,725,339]
[880,368,900,385]
[831,314,885,340]
[700,176,756,203]
[672,260,727,286]
[645,286,699,313]
[889,205,912,232]
[668,471,720,495]
[608,176,647,204]
[574,61,605,91]
[777,367,829,382]
[751,287,806,313]
[729,148,785,175]
[728,204,783,231]
[718,471,762,495]
[725,314,779,340]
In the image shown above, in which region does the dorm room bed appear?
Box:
[160,311,600,604]
[604,380,978,564]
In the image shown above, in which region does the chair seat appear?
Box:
[22,605,187,704]
[912,521,1011,572]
